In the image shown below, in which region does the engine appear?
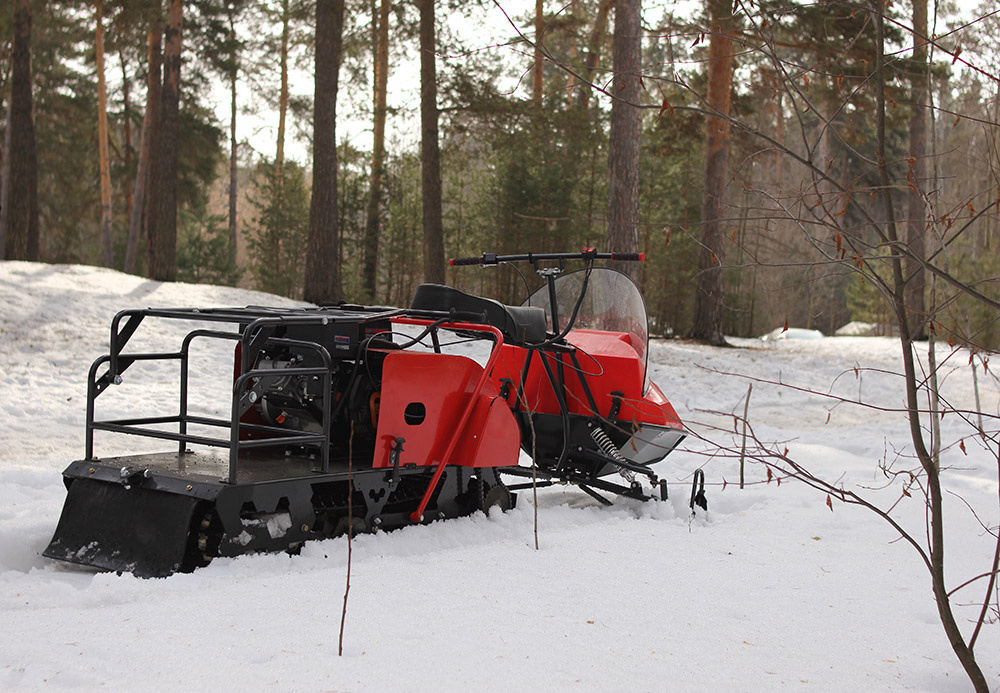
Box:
[247,319,393,448]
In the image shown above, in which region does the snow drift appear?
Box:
[1,261,997,691]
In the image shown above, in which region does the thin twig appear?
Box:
[740,383,752,489]
[338,422,355,657]
[969,444,1000,651]
[516,380,540,551]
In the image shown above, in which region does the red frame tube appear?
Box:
[391,317,505,522]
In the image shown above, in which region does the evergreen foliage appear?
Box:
[177,206,241,284]
[245,159,310,298]
[641,101,703,337]
[0,0,997,349]
[335,140,371,301]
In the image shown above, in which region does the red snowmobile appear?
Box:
[44,251,686,577]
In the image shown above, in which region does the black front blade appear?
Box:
[43,477,200,578]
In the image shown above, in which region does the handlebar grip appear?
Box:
[609,252,646,262]
[449,253,499,267]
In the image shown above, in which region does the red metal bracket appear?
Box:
[391,318,505,523]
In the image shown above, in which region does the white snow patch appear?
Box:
[0,261,997,691]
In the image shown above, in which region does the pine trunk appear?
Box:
[127,24,161,275]
[362,0,390,300]
[228,18,239,268]
[905,0,928,338]
[606,0,641,280]
[276,0,290,172]
[532,0,544,105]
[147,0,182,282]
[0,90,11,256]
[420,0,445,284]
[96,0,114,268]
[120,50,134,240]
[3,0,39,261]
[565,1,577,94]
[304,0,345,303]
[578,0,613,110]
[688,0,734,346]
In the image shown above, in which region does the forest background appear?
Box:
[0,0,999,345]
[3,1,1000,687]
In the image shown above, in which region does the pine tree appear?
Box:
[246,160,309,297]
[420,0,444,284]
[126,23,162,275]
[95,0,114,268]
[147,0,183,281]
[688,0,736,345]
[361,0,390,301]
[304,0,345,303]
[606,0,641,280]
[905,0,929,338]
[2,0,39,261]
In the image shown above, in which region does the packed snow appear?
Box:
[1,261,997,691]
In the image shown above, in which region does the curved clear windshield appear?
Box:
[524,268,649,387]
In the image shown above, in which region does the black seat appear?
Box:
[410,284,548,344]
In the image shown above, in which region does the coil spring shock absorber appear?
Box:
[589,424,636,482]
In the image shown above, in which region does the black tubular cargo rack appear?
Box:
[84,305,404,484]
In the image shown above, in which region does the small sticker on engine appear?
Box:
[334,335,351,350]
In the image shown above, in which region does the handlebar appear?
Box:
[448,249,645,267]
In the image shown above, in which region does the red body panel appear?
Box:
[373,350,520,470]
[387,318,521,521]
[490,329,682,430]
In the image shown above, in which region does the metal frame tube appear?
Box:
[392,318,504,522]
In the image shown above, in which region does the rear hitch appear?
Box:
[119,466,151,489]
[689,469,707,512]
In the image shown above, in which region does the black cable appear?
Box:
[500,260,532,304]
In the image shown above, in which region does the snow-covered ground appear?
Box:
[1,261,997,691]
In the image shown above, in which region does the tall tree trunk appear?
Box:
[578,0,613,110]
[905,0,928,338]
[606,0,641,280]
[147,0,182,282]
[120,49,134,240]
[3,0,39,261]
[304,0,345,303]
[276,0,290,172]
[0,91,11,256]
[565,0,578,95]
[228,15,239,269]
[96,0,114,268]
[532,0,544,105]
[362,0,390,300]
[420,0,445,284]
[688,0,735,345]
[127,23,162,275]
